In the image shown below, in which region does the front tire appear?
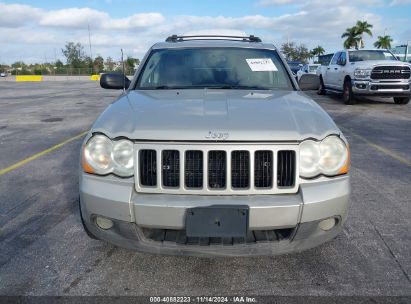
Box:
[317,77,326,95]
[393,97,410,105]
[343,79,356,105]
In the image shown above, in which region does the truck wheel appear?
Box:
[79,198,99,240]
[343,80,356,105]
[393,97,411,105]
[317,77,326,95]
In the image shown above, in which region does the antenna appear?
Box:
[88,23,93,60]
[121,48,125,92]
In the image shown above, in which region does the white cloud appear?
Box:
[257,0,297,6]
[39,8,107,28]
[39,7,164,30]
[0,3,42,27]
[390,0,411,5]
[0,1,408,64]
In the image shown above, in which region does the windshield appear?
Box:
[136,47,293,90]
[348,50,397,62]
[309,65,319,72]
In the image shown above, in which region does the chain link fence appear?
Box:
[9,67,136,76]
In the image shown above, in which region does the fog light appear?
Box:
[95,216,113,230]
[318,217,336,231]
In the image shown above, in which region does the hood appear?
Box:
[91,89,340,142]
[351,60,411,69]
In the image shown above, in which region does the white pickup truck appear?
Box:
[317,49,411,105]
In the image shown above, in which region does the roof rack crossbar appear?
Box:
[165,35,262,43]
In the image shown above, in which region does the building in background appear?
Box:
[391,44,409,62]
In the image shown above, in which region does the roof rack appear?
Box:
[165,35,262,43]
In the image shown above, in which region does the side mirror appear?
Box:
[100,73,131,90]
[298,74,320,91]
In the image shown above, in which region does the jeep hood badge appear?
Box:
[205,131,229,140]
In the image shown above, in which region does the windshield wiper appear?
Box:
[205,85,272,90]
[140,85,190,90]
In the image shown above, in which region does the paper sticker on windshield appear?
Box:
[246,58,278,71]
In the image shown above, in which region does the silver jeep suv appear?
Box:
[79,35,351,256]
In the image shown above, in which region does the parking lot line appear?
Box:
[0,131,88,176]
[342,127,411,167]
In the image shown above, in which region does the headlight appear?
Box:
[299,135,349,178]
[299,140,321,177]
[354,68,371,79]
[83,134,134,177]
[319,136,349,176]
[112,139,134,176]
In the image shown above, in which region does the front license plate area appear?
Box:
[186,205,249,237]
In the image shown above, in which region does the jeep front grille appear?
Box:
[135,143,299,195]
[371,66,410,80]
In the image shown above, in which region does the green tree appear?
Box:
[373,35,393,49]
[311,45,325,57]
[55,59,64,68]
[281,42,296,61]
[93,55,104,72]
[125,56,140,74]
[281,42,311,63]
[62,42,86,68]
[105,56,115,71]
[341,27,360,49]
[355,20,373,48]
[11,61,31,75]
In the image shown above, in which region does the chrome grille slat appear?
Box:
[135,143,299,195]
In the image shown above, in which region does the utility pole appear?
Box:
[405,41,409,62]
[88,23,93,60]
[88,23,93,74]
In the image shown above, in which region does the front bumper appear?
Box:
[352,79,411,96]
[79,174,350,256]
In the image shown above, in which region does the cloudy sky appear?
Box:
[0,0,410,64]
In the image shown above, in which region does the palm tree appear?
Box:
[355,20,373,48]
[373,35,393,49]
[341,27,360,49]
[311,45,325,56]
[311,45,325,63]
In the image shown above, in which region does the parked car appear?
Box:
[79,35,350,256]
[0,72,6,77]
[317,49,411,105]
[296,64,320,81]
[287,61,303,74]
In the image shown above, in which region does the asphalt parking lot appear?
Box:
[0,81,410,298]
